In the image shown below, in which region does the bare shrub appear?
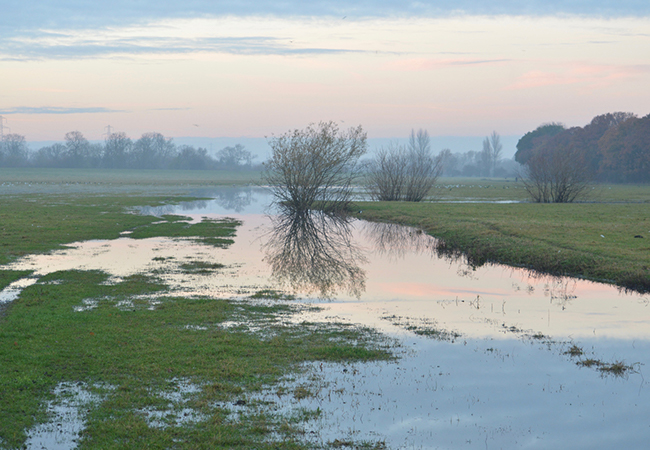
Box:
[520,147,591,203]
[264,121,367,212]
[366,129,443,201]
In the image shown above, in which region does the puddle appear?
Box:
[25,382,106,450]
[0,277,38,303]
[137,378,206,429]
[4,187,650,448]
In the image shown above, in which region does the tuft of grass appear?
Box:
[250,289,296,300]
[565,344,584,357]
[179,261,226,274]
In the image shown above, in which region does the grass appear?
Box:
[0,192,391,449]
[352,199,650,292]
[0,270,390,448]
[0,167,263,188]
[429,177,650,203]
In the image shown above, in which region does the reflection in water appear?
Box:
[264,209,367,299]
[136,187,256,217]
[362,221,435,260]
[188,188,253,213]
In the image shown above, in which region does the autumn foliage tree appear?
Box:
[517,112,649,202]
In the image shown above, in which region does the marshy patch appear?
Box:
[179,260,226,274]
[382,314,462,342]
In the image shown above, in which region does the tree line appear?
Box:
[515,112,650,183]
[0,131,257,170]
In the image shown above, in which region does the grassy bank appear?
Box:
[352,201,650,292]
[427,177,650,203]
[0,193,390,449]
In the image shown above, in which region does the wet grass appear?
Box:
[353,200,650,292]
[0,269,390,448]
[0,192,392,448]
[129,216,240,248]
[0,194,201,265]
[179,261,226,274]
[250,289,296,300]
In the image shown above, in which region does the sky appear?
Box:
[1,1,649,158]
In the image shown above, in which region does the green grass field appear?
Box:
[353,198,650,292]
[0,168,264,196]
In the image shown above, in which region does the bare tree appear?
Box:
[217,144,255,168]
[132,132,176,169]
[364,141,408,201]
[103,132,132,169]
[366,129,443,201]
[64,131,90,168]
[264,121,367,212]
[520,146,591,203]
[0,133,29,167]
[481,131,503,176]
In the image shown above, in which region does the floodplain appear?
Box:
[1,170,649,449]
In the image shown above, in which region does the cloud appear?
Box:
[0,107,125,114]
[505,63,650,90]
[1,33,362,61]
[388,58,511,71]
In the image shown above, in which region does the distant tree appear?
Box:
[366,129,443,201]
[33,143,67,168]
[264,121,367,212]
[173,145,214,170]
[404,129,443,201]
[515,123,565,165]
[132,132,176,169]
[0,133,29,167]
[64,131,91,168]
[217,144,255,168]
[103,132,132,169]
[599,114,650,183]
[520,143,591,203]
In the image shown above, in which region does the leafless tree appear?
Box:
[481,131,503,176]
[366,129,443,201]
[520,146,591,203]
[264,121,367,212]
[103,132,132,169]
[0,133,29,167]
[217,144,255,168]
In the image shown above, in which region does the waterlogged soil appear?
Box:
[2,187,650,449]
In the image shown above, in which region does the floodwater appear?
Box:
[3,186,650,449]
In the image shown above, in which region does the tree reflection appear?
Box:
[264,208,367,299]
[361,221,479,278]
[362,221,435,261]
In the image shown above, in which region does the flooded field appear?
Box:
[3,186,649,449]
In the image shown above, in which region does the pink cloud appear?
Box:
[387,57,511,72]
[505,63,650,91]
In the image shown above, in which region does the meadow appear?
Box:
[1,169,649,448]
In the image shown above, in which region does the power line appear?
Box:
[103,125,113,139]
